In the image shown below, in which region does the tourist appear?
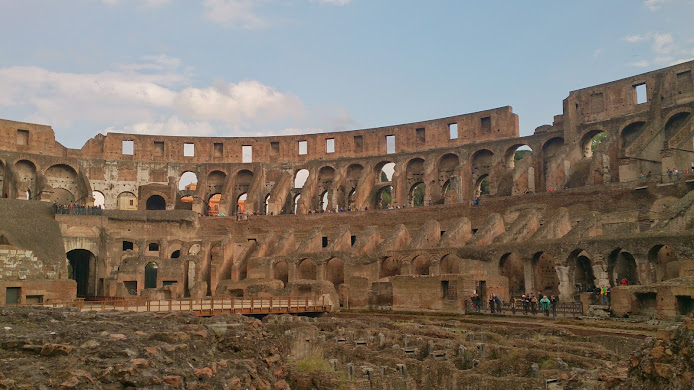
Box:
[489,294,495,314]
[550,295,558,317]
[540,295,551,316]
[530,294,538,315]
[494,294,502,314]
[510,296,516,314]
[521,294,528,314]
[674,168,679,180]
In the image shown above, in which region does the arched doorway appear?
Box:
[146,195,166,210]
[145,262,158,289]
[500,253,525,296]
[533,252,559,296]
[67,249,95,298]
[380,257,400,278]
[412,255,430,275]
[648,244,677,282]
[92,191,105,209]
[299,259,317,280]
[410,183,425,207]
[326,258,344,286]
[273,260,289,287]
[608,249,639,286]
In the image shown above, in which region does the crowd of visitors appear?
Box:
[53,203,103,215]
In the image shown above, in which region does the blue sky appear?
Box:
[1,0,693,149]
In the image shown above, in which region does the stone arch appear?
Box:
[294,169,309,189]
[178,171,198,191]
[471,149,493,195]
[264,193,271,215]
[375,161,395,182]
[439,253,461,274]
[474,174,490,196]
[92,191,105,208]
[67,249,96,298]
[14,159,37,200]
[405,157,425,189]
[504,144,533,169]
[542,137,565,158]
[273,259,289,287]
[532,252,559,296]
[144,262,158,289]
[298,258,317,280]
[206,170,227,196]
[146,195,166,210]
[233,169,254,204]
[435,153,459,204]
[567,249,596,293]
[375,185,393,209]
[236,193,247,214]
[326,257,344,286]
[293,194,302,214]
[346,164,363,191]
[663,111,691,140]
[117,191,138,210]
[317,166,336,210]
[45,164,79,203]
[648,244,678,282]
[500,252,525,296]
[380,257,400,278]
[412,255,431,275]
[620,121,646,156]
[409,182,425,208]
[207,193,221,216]
[608,248,639,286]
[579,130,607,159]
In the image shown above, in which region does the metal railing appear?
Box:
[465,300,583,317]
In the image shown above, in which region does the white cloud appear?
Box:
[653,33,674,54]
[104,116,217,137]
[174,80,305,126]
[593,48,602,58]
[202,0,353,27]
[644,0,671,11]
[102,0,171,7]
[0,56,352,144]
[625,34,650,43]
[312,0,353,6]
[625,31,694,68]
[0,56,303,132]
[201,0,268,29]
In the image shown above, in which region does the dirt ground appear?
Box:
[0,306,691,389]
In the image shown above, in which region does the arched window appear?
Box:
[145,262,158,289]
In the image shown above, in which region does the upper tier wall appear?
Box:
[0,107,519,163]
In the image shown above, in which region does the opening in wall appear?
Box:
[322,236,329,248]
[270,141,280,155]
[184,143,195,157]
[386,135,395,154]
[17,129,29,146]
[635,83,647,104]
[242,145,252,163]
[298,140,307,155]
[354,135,363,152]
[326,138,335,153]
[153,141,164,156]
[122,140,134,155]
[416,128,425,144]
[213,143,223,157]
[449,123,458,139]
[481,117,491,133]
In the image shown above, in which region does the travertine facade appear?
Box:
[1,60,694,318]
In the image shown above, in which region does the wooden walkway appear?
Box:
[21,296,331,316]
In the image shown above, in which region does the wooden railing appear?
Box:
[10,296,330,316]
